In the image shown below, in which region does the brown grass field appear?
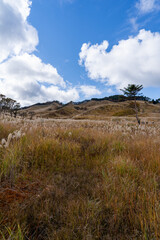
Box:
[0,115,160,239]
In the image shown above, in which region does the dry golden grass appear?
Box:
[0,118,160,239]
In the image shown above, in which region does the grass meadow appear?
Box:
[0,117,160,239]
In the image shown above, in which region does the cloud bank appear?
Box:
[79,29,160,90]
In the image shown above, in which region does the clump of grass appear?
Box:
[0,225,24,240]
[0,123,16,141]
[0,121,160,239]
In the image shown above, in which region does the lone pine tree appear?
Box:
[120,84,143,124]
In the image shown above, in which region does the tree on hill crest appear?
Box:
[120,84,143,124]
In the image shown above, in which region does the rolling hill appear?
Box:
[19,98,160,119]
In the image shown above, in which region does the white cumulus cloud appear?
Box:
[0,53,65,88]
[80,85,101,98]
[0,0,38,63]
[0,53,80,106]
[79,29,160,90]
[0,53,76,105]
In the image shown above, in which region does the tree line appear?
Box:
[92,95,158,103]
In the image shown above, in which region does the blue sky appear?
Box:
[0,0,160,105]
[29,0,131,87]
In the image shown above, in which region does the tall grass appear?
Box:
[0,121,160,239]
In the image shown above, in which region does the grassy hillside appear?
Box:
[20,100,160,120]
[0,118,160,239]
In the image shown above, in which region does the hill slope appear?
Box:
[20,99,160,119]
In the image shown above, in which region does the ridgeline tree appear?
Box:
[120,84,143,124]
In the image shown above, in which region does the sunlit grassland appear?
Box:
[0,119,160,239]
